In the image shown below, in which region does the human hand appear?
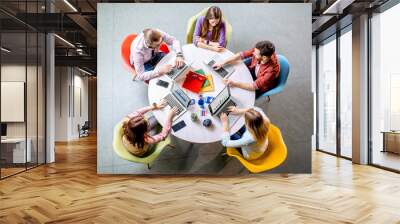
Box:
[168,107,179,120]
[159,64,173,75]
[209,41,220,47]
[175,56,184,68]
[223,78,235,87]
[155,99,167,109]
[198,37,207,44]
[131,70,137,81]
[212,62,223,70]
[212,46,225,52]
[227,106,239,115]
[220,113,229,131]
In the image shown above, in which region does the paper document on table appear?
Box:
[200,74,214,93]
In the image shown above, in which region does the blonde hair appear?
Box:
[244,109,270,142]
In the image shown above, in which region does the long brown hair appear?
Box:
[244,109,270,142]
[200,6,222,42]
[123,115,148,149]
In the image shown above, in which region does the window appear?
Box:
[0,1,47,179]
[371,3,400,171]
[317,36,337,154]
[340,28,352,158]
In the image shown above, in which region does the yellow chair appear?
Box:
[113,120,172,169]
[226,124,287,173]
[185,7,233,47]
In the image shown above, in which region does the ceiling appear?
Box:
[0,0,392,75]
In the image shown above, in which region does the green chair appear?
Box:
[185,7,233,47]
[113,120,172,169]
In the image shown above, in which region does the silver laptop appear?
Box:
[204,55,235,78]
[163,82,191,121]
[165,61,191,80]
[208,86,236,118]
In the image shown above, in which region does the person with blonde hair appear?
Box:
[220,106,270,160]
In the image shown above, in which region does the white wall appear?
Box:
[71,72,89,138]
[55,67,68,141]
[54,67,89,141]
[1,65,41,137]
[1,64,46,164]
[1,66,26,138]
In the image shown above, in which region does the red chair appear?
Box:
[121,33,170,75]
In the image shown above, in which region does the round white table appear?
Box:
[148,44,255,143]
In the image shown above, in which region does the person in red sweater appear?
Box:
[213,41,280,98]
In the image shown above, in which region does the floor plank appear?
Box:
[0,135,400,223]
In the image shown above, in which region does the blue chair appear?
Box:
[257,55,290,101]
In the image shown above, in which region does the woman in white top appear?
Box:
[220,106,270,160]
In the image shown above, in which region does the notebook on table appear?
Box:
[182,70,207,94]
[200,74,214,93]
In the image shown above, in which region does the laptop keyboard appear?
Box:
[207,60,229,78]
[215,67,229,78]
[223,100,236,115]
[164,94,184,116]
[166,67,179,79]
[166,63,187,79]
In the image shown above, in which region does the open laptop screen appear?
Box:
[209,86,230,114]
[172,83,191,107]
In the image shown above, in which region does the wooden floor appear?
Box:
[1,135,400,224]
[373,150,400,171]
[1,167,26,178]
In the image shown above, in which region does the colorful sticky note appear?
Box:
[200,74,214,93]
[195,69,206,75]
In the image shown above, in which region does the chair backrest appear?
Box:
[276,55,290,87]
[276,54,290,87]
[186,7,232,46]
[121,33,138,73]
[226,124,287,173]
[113,120,171,164]
[82,121,90,129]
[224,18,233,47]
